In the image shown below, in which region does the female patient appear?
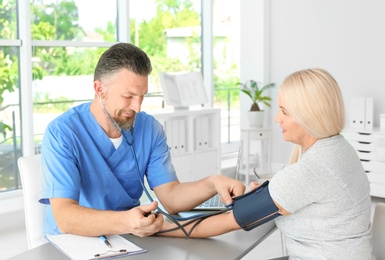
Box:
[160,68,374,260]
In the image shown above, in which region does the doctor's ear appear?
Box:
[96,88,104,96]
[94,80,104,95]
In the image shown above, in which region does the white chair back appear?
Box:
[372,202,385,260]
[18,154,47,249]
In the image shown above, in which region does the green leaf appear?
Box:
[238,80,275,111]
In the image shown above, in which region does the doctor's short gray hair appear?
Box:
[93,42,152,82]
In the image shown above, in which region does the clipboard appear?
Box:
[46,234,147,259]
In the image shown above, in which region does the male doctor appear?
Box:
[39,42,245,237]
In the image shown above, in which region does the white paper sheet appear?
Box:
[46,234,146,260]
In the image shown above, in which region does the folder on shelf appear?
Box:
[178,119,186,153]
[365,97,374,130]
[172,119,180,155]
[194,117,203,151]
[201,117,209,149]
[350,97,366,130]
[46,234,146,260]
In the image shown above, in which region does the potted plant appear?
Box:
[238,80,275,126]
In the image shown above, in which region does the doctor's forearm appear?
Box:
[51,202,128,236]
[50,198,161,237]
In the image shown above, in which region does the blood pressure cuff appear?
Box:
[232,181,281,231]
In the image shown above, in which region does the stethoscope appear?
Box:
[99,94,231,238]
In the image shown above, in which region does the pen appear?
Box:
[100,235,112,248]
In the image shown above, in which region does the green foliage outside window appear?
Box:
[0,0,240,191]
[0,0,239,138]
[0,0,18,138]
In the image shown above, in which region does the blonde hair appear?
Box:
[279,68,345,163]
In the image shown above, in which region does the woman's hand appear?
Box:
[250,181,262,191]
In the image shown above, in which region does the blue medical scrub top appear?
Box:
[39,102,178,234]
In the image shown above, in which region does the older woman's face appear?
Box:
[274,92,316,149]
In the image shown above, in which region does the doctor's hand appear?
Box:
[210,175,245,206]
[123,201,164,237]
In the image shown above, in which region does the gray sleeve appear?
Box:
[269,163,326,213]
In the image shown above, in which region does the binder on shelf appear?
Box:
[178,119,186,153]
[150,109,220,183]
[365,97,374,130]
[350,97,366,130]
[172,119,180,155]
[381,114,385,130]
[46,234,146,260]
[201,117,209,149]
[194,118,203,151]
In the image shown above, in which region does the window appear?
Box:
[0,0,21,191]
[129,0,202,110]
[0,0,241,192]
[212,0,240,152]
[29,0,118,158]
[31,0,117,42]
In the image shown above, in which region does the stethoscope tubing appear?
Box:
[100,95,230,237]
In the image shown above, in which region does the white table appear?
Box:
[9,221,277,260]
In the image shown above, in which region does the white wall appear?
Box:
[239,0,269,129]
[243,0,385,167]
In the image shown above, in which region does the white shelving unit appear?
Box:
[343,128,385,198]
[151,108,221,182]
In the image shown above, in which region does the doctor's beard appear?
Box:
[109,111,136,131]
